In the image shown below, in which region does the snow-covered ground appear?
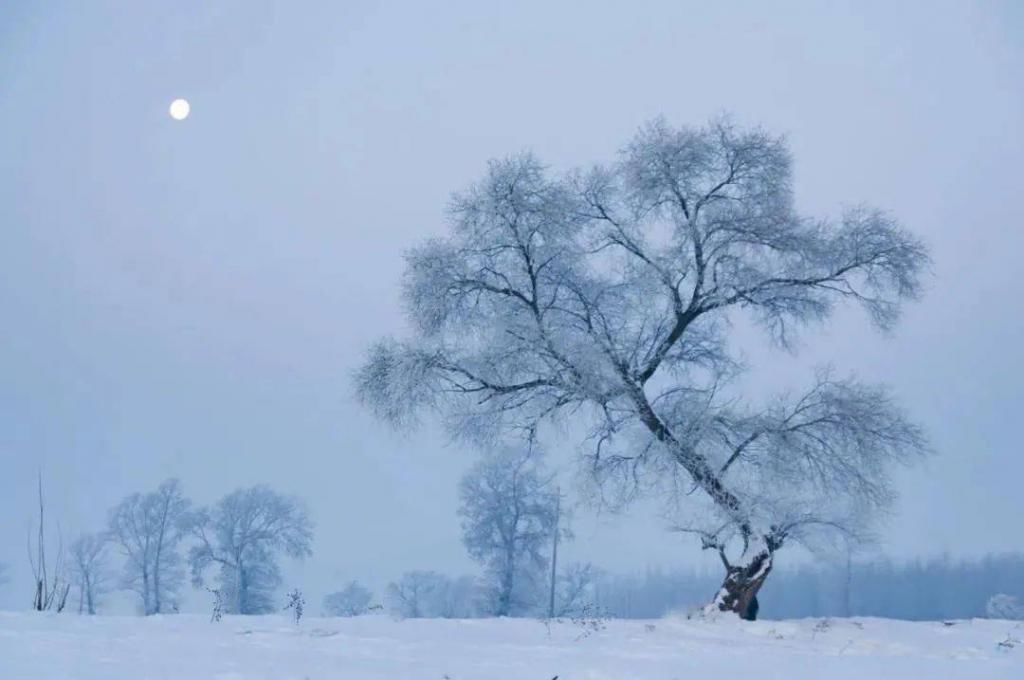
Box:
[1,611,1022,679]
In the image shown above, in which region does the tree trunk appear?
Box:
[56,583,70,613]
[86,575,95,615]
[237,563,247,615]
[142,569,151,615]
[548,489,560,619]
[496,571,512,617]
[153,557,161,614]
[843,550,852,618]
[710,549,773,621]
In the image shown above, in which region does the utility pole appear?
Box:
[548,486,560,619]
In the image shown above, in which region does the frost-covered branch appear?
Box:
[357,116,930,620]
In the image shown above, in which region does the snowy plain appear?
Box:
[1,611,1022,679]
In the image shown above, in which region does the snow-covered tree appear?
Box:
[356,117,929,620]
[187,485,313,615]
[458,448,560,616]
[433,574,480,618]
[986,594,1024,621]
[69,532,110,615]
[553,562,599,618]
[108,478,190,615]
[283,588,305,624]
[323,581,374,617]
[385,570,477,618]
[386,570,443,619]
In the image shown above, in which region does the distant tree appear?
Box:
[28,472,70,612]
[434,574,480,618]
[108,478,190,615]
[69,532,110,615]
[459,448,560,616]
[356,117,930,619]
[986,594,1024,621]
[554,562,599,618]
[323,581,374,617]
[187,485,313,615]
[386,570,448,619]
[587,554,1024,621]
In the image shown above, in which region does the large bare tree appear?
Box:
[459,448,560,616]
[108,478,190,615]
[187,485,313,615]
[357,117,929,619]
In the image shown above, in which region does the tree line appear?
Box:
[590,554,1024,621]
[24,476,312,616]
[14,444,590,620]
[328,553,1024,622]
[12,460,1023,622]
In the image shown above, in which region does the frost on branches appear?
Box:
[357,117,930,620]
[284,589,305,625]
[987,594,1024,621]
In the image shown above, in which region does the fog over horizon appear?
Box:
[1,1,1022,612]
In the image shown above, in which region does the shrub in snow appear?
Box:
[811,618,832,638]
[569,603,609,641]
[284,585,303,622]
[284,589,305,624]
[207,587,223,623]
[997,634,1021,651]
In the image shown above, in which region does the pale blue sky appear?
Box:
[1,1,1021,610]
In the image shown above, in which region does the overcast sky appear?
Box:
[1,1,1021,611]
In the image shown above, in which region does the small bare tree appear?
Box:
[69,532,110,615]
[27,473,70,612]
[459,448,561,616]
[283,588,305,624]
[207,586,224,622]
[356,116,930,620]
[187,485,313,615]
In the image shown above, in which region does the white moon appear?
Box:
[169,98,191,121]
